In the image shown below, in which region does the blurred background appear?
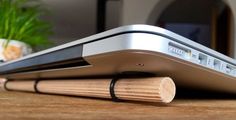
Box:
[41,0,236,58]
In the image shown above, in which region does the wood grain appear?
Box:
[0,91,236,120]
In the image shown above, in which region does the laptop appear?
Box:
[0,24,236,93]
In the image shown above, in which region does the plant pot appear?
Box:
[0,39,32,62]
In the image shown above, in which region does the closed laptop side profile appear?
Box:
[0,25,236,93]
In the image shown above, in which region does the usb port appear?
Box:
[213,59,221,70]
[198,53,207,65]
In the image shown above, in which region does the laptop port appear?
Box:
[226,64,236,75]
[213,59,221,70]
[168,42,191,58]
[198,53,207,65]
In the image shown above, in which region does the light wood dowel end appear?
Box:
[159,77,176,103]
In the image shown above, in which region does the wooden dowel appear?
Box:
[0,78,7,91]
[116,77,175,103]
[1,77,176,103]
[6,80,35,92]
[38,79,111,98]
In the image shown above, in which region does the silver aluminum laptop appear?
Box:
[0,25,236,93]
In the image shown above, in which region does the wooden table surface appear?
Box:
[0,90,236,120]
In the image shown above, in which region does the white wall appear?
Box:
[106,0,122,30]
[42,0,97,46]
[120,0,161,25]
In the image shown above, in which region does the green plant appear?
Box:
[0,0,53,48]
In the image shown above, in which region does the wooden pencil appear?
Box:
[1,77,176,103]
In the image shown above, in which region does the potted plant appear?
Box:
[0,0,52,62]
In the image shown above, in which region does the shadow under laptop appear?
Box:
[175,87,236,99]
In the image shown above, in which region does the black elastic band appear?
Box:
[109,75,120,102]
[34,79,40,93]
[3,80,10,91]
